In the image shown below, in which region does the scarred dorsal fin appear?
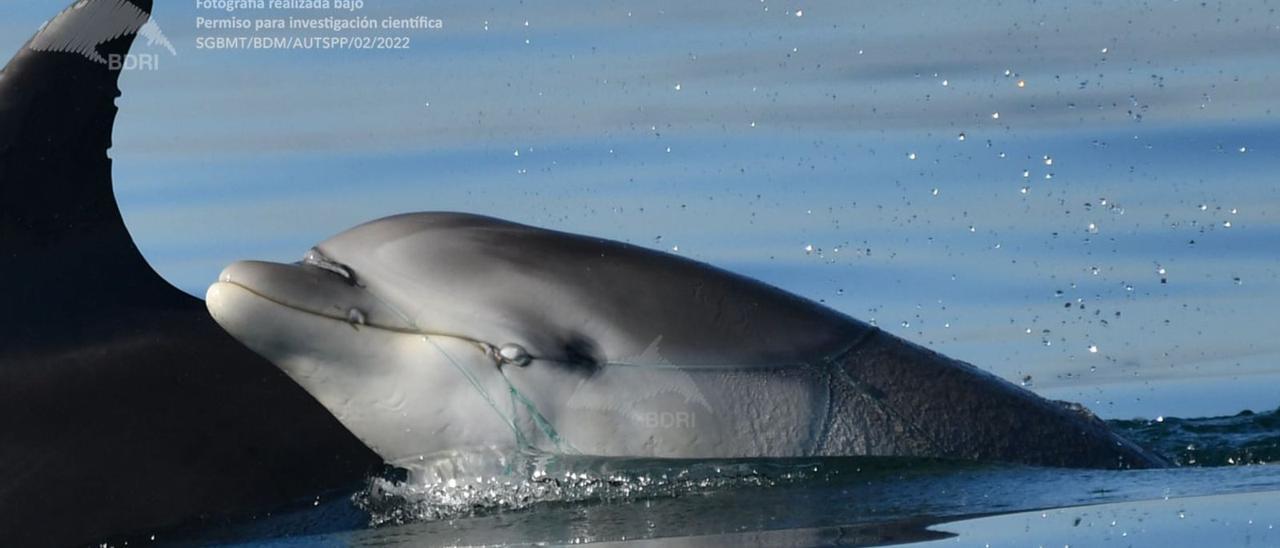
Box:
[0,3,380,545]
[0,0,152,244]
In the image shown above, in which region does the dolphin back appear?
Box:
[823,329,1168,468]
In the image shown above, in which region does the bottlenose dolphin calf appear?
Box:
[0,1,378,545]
[207,213,1168,470]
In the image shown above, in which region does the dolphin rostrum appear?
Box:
[207,212,1169,471]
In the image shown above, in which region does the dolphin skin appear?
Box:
[207,212,1169,470]
[0,2,378,545]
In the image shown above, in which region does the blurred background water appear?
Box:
[3,2,1278,415]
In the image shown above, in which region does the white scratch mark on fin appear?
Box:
[28,0,162,65]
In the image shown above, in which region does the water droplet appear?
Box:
[804,244,815,254]
[1021,375,1034,386]
[1239,146,1247,153]
[1100,47,1109,54]
[1020,186,1030,194]
[795,9,803,17]
[673,83,682,91]
[941,79,949,86]
[1023,169,1030,178]
[513,149,520,157]
[1017,79,1026,88]
[931,188,940,196]
[346,308,366,326]
[957,132,966,141]
[991,111,1000,120]
[907,152,917,160]
[1087,222,1099,233]
[1043,155,1054,166]
[499,343,532,366]
[1223,220,1232,228]
[1088,344,1099,353]
[900,320,910,328]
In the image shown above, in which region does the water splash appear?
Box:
[346,406,1280,529]
[353,452,830,527]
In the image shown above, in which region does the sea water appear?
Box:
[154,407,1280,546]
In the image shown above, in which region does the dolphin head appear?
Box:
[205,239,523,463]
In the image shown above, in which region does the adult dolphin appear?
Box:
[207,212,1168,471]
[0,1,380,546]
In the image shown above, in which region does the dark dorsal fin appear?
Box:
[0,3,380,545]
[0,0,152,244]
[0,0,183,333]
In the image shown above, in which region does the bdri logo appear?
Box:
[29,0,177,70]
[637,411,696,429]
[564,336,712,431]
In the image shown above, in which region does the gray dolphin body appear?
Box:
[208,213,1167,470]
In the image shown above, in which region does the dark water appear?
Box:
[1113,409,1280,467]
[153,408,1280,547]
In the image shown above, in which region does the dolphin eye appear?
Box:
[301,248,357,286]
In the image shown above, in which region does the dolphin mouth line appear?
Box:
[214,280,491,348]
[216,281,574,454]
